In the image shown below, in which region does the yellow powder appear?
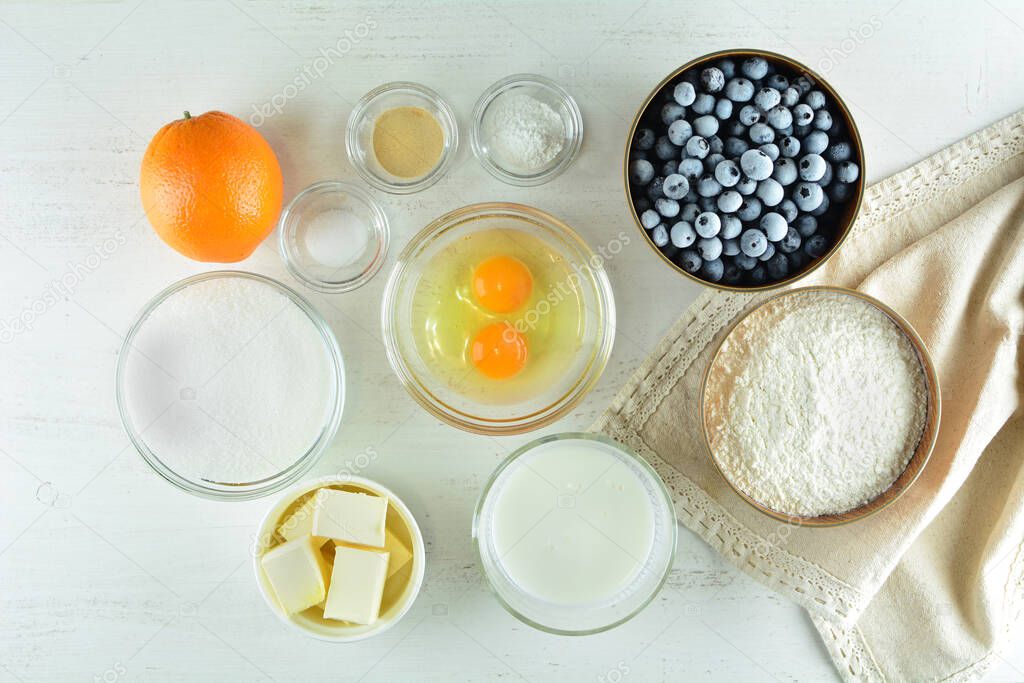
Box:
[372,106,444,178]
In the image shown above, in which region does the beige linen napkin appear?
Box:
[593,110,1024,681]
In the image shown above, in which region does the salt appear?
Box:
[301,208,370,270]
[483,93,565,172]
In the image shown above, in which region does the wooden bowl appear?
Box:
[624,49,866,291]
[700,287,940,527]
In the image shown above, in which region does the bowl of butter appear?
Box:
[253,475,425,641]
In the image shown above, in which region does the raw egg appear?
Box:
[472,255,533,313]
[471,322,528,379]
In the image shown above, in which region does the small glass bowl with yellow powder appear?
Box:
[346,82,458,194]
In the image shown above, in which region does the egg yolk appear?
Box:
[472,255,533,313]
[471,322,528,379]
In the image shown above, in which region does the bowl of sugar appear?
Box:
[115,271,345,500]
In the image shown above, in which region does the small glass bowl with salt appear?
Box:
[279,181,389,293]
[471,74,583,186]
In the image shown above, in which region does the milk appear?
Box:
[490,439,657,606]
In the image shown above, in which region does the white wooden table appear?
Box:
[2,2,1024,681]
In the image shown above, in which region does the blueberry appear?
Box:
[793,76,813,95]
[749,122,775,144]
[813,109,833,131]
[695,211,722,238]
[685,135,710,159]
[655,136,678,160]
[794,214,817,237]
[651,224,669,247]
[647,175,665,199]
[718,59,737,79]
[758,242,776,262]
[803,130,829,155]
[740,149,774,181]
[734,252,758,270]
[779,135,801,158]
[793,181,824,212]
[727,120,748,138]
[661,160,678,176]
[661,102,685,125]
[669,221,697,248]
[772,157,798,185]
[737,196,763,222]
[696,174,722,197]
[753,87,781,111]
[662,174,690,200]
[804,90,826,110]
[704,153,725,172]
[696,236,723,261]
[630,159,655,185]
[724,136,749,157]
[778,199,798,223]
[792,103,814,126]
[714,98,733,120]
[634,197,651,213]
[809,192,831,217]
[735,175,757,196]
[684,189,699,203]
[692,93,716,115]
[766,73,789,90]
[756,178,784,207]
[724,77,755,102]
[656,197,680,218]
[738,104,762,126]
[679,158,704,181]
[634,128,656,150]
[765,252,790,280]
[693,115,719,138]
[760,212,788,241]
[721,238,740,256]
[680,202,700,222]
[722,262,743,284]
[835,161,859,183]
[717,190,743,213]
[787,250,809,271]
[678,249,702,273]
[707,135,724,154]
[826,142,853,163]
[741,56,769,80]
[673,82,696,107]
[777,124,794,137]
[748,265,767,284]
[804,233,829,258]
[798,154,827,182]
[740,229,768,258]
[640,209,660,229]
[701,67,726,93]
[698,195,717,212]
[766,105,793,130]
[792,123,813,138]
[714,160,741,187]
[700,257,725,282]
[778,227,802,253]
[820,161,834,186]
[828,181,854,202]
[667,119,693,146]
[721,215,743,239]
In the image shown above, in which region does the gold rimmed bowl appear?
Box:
[700,287,940,527]
[624,49,866,291]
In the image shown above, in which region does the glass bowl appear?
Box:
[346,81,459,194]
[115,271,345,501]
[471,74,583,186]
[472,433,677,635]
[381,203,615,435]
[278,180,389,293]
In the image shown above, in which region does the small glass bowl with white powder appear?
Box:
[279,181,389,293]
[471,74,583,186]
[116,271,345,500]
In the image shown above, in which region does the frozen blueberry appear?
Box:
[693,115,719,138]
[721,215,742,239]
[809,192,831,217]
[793,123,812,138]
[640,209,660,229]
[813,109,833,131]
[804,233,829,258]
[756,178,784,207]
[835,160,859,184]
[724,136,749,158]
[662,174,690,200]
[766,105,793,130]
[679,157,704,181]
[718,59,737,79]
[753,87,781,111]
[741,56,769,80]
[735,175,757,196]
[692,93,716,115]
[695,211,722,238]
[717,190,743,213]
[737,196,763,222]
[826,142,853,163]
[698,195,717,212]
[781,87,800,107]
[685,135,710,159]
[714,159,741,187]
[700,257,725,282]
[798,154,827,182]
[651,224,669,247]
[803,130,829,155]
[738,104,762,126]
[666,119,693,146]
[828,181,854,202]
[748,265,767,284]
[793,75,813,95]
[740,149,774,181]
[655,136,678,160]
[787,250,809,271]
[647,175,665,199]
[760,212,788,241]
[804,90,826,110]
[727,120,748,138]
[656,197,680,218]
[759,143,780,161]
[634,128,655,150]
[779,135,801,158]
[792,103,814,127]
[696,174,722,197]
[661,102,685,125]
[701,67,726,93]
[724,78,755,102]
[678,249,702,273]
[793,181,824,212]
[696,236,723,261]
[734,252,758,270]
[714,98,733,120]
[766,73,789,91]
[707,135,724,154]
[778,199,798,223]
[722,262,743,284]
[758,243,775,263]
[722,238,740,257]
[794,214,817,237]
[662,160,679,176]
[680,202,700,222]
[765,252,790,280]
[684,189,699,203]
[634,197,651,213]
[820,161,834,186]
[772,157,798,185]
[740,229,768,258]
[630,159,655,185]
[704,153,725,172]
[778,227,802,253]
[749,122,775,144]
[669,221,697,248]
[673,82,696,107]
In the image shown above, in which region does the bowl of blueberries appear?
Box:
[625,49,865,289]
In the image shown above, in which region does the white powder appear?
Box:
[301,208,370,270]
[707,291,928,517]
[123,276,335,484]
[483,93,565,172]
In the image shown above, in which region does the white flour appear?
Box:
[123,277,335,484]
[708,291,928,517]
[483,93,565,172]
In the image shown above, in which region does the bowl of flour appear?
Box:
[116,271,345,500]
[702,287,939,525]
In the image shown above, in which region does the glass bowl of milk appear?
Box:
[473,433,676,634]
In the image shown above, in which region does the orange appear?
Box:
[471,322,528,380]
[472,255,533,313]
[140,111,283,262]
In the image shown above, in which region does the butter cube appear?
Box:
[277,495,318,542]
[260,536,329,614]
[323,545,389,624]
[335,527,411,580]
[312,489,388,547]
